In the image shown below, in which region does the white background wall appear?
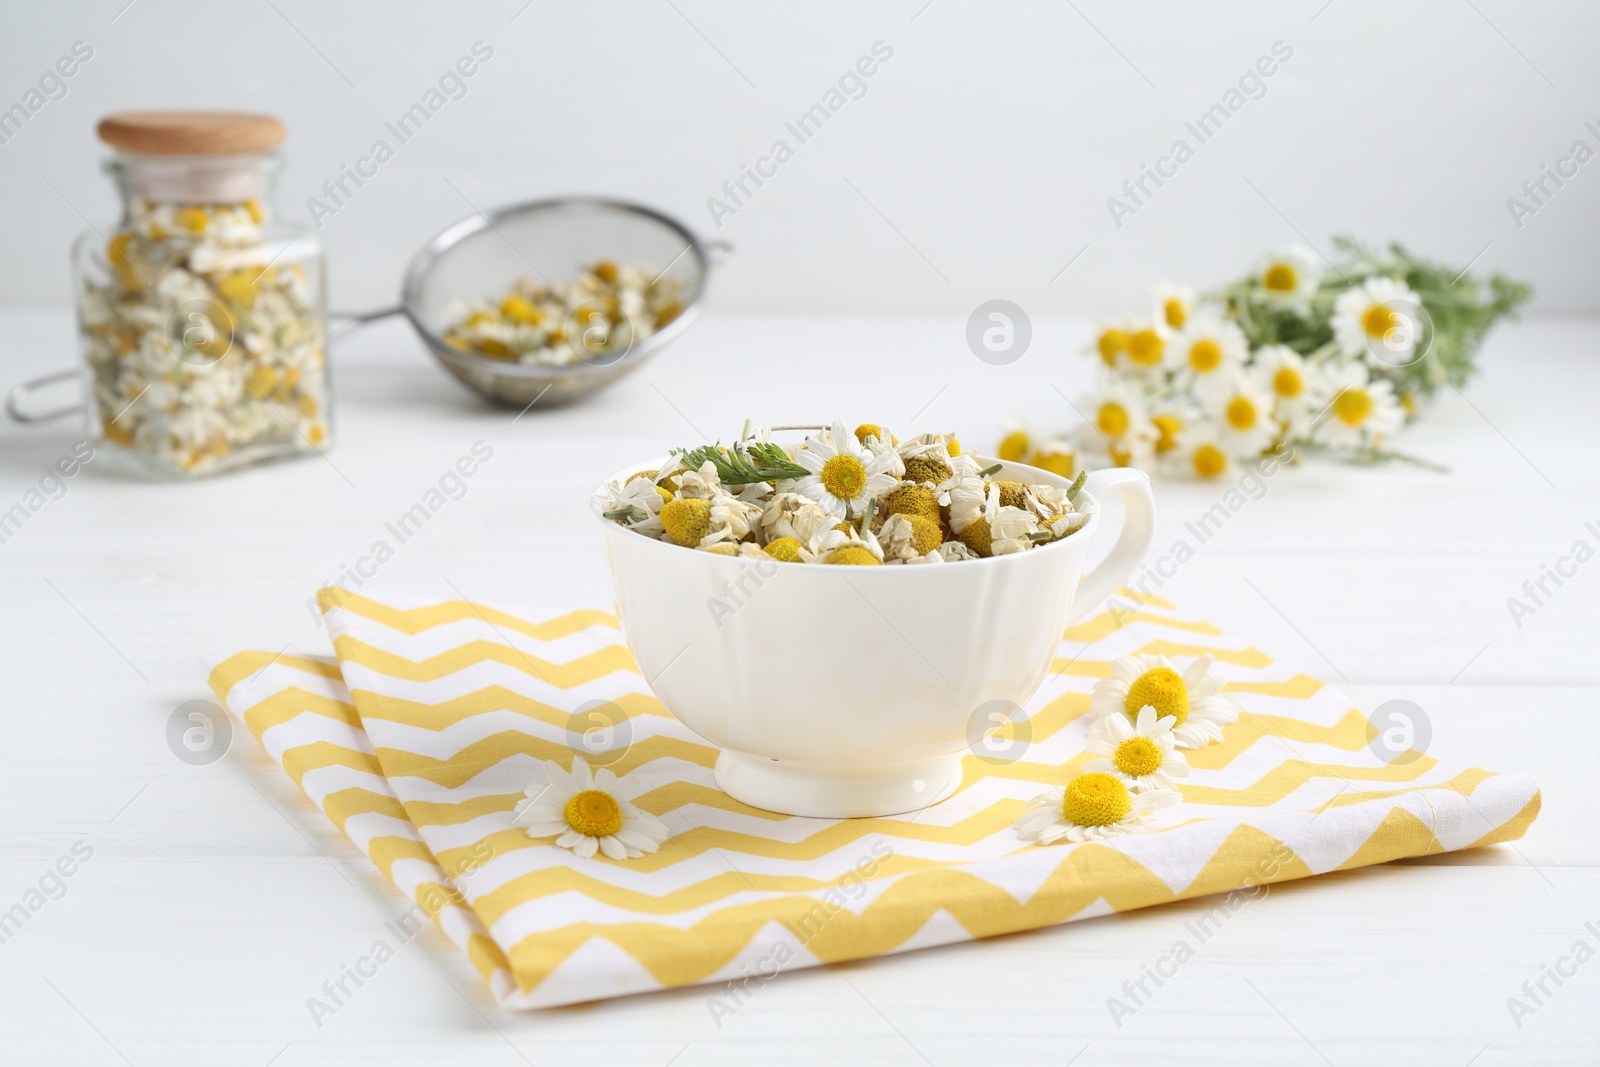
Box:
[2,0,1597,316]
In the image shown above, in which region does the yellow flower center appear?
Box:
[825,545,880,565]
[1128,329,1164,367]
[1192,444,1227,479]
[1124,667,1189,724]
[1061,772,1133,827]
[1362,303,1398,339]
[563,789,623,838]
[1152,414,1181,453]
[997,430,1030,462]
[1225,396,1259,431]
[660,497,711,547]
[1114,736,1165,778]
[854,423,885,445]
[1033,448,1075,478]
[1188,338,1223,373]
[1097,402,1130,437]
[903,455,950,485]
[1262,262,1298,292]
[1333,388,1373,426]
[958,515,993,557]
[1097,328,1130,365]
[820,454,867,500]
[1163,297,1186,330]
[883,483,941,522]
[946,436,962,456]
[1272,366,1303,398]
[765,536,802,562]
[901,513,944,554]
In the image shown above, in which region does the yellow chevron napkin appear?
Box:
[210,589,1540,1009]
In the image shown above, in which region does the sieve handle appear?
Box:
[6,369,84,424]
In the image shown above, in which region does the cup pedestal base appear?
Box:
[714,749,964,818]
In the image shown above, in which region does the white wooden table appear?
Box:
[2,308,1595,1066]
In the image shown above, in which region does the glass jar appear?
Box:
[72,111,330,477]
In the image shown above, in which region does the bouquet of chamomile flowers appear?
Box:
[1002,238,1529,480]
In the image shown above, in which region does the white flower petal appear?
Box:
[570,760,595,790]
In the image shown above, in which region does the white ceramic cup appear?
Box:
[595,460,1155,818]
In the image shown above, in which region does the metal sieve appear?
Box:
[343,195,731,409]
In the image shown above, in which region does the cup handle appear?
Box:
[1066,467,1156,626]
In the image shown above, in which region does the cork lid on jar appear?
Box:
[97,111,286,156]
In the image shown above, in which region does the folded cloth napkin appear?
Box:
[209,589,1540,1009]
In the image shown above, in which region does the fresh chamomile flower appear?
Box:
[995,418,1033,463]
[1256,245,1323,303]
[1083,377,1158,467]
[1028,437,1077,479]
[1170,419,1239,481]
[1090,652,1241,749]
[1151,282,1197,332]
[1201,371,1278,458]
[1312,360,1406,450]
[1149,397,1198,457]
[1012,772,1181,845]
[1086,317,1141,368]
[1169,315,1248,395]
[792,420,901,520]
[1331,276,1424,362]
[1250,344,1326,439]
[1083,705,1190,792]
[512,759,670,861]
[1121,324,1168,375]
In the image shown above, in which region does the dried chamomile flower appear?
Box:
[660,497,711,547]
[946,475,991,536]
[879,513,943,563]
[81,196,327,475]
[593,474,668,536]
[604,419,1092,566]
[764,537,804,562]
[989,505,1042,556]
[442,262,683,367]
[813,525,885,565]
[878,483,941,525]
[760,492,831,546]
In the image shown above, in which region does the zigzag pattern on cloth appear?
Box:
[209,590,1539,1008]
